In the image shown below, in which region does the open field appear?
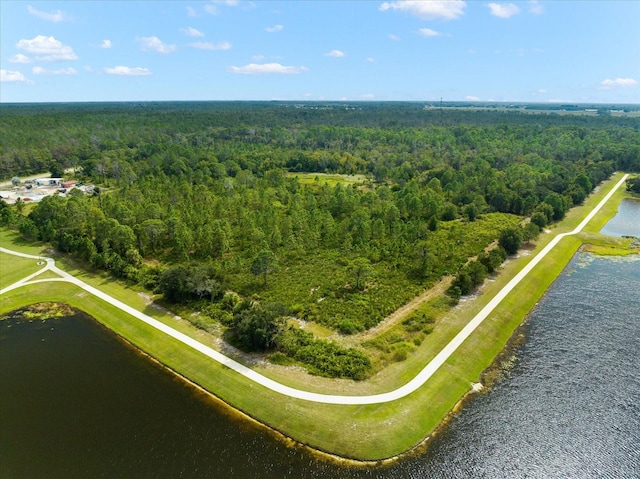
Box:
[286,172,368,187]
[0,173,632,460]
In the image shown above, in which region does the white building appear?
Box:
[35,178,63,187]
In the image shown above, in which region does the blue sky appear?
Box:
[1,0,639,103]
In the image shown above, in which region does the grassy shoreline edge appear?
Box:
[0,173,634,461]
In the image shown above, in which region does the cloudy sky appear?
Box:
[1,0,639,103]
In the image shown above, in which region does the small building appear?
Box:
[62,180,78,189]
[35,178,63,187]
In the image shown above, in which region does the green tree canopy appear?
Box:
[233,304,286,351]
[499,226,524,255]
[348,257,373,290]
[251,248,278,286]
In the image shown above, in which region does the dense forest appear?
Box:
[1,102,639,379]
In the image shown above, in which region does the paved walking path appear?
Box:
[0,174,628,404]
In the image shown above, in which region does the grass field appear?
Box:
[286,172,368,188]
[0,252,43,289]
[0,172,633,460]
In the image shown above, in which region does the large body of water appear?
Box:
[2,210,639,478]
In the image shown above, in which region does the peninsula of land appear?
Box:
[1,172,635,460]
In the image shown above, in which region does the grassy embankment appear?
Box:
[0,173,633,461]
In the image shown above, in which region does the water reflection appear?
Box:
[1,255,638,478]
[600,198,640,237]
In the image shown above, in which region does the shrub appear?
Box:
[534,202,555,223]
[138,266,161,291]
[191,315,217,334]
[221,291,241,311]
[447,285,462,303]
[232,304,286,351]
[451,271,474,296]
[479,248,507,273]
[531,211,548,228]
[337,319,363,335]
[275,328,371,380]
[393,347,409,362]
[289,303,304,316]
[159,263,224,303]
[268,351,296,366]
[402,311,435,333]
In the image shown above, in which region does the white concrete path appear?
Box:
[0,174,628,404]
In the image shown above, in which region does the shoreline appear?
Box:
[0,173,633,461]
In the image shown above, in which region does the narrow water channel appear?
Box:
[599,198,640,237]
[2,252,638,478]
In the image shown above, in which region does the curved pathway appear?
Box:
[0,174,628,404]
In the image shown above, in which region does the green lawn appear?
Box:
[0,173,632,460]
[0,252,43,289]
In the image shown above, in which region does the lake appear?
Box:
[600,198,640,237]
[2,216,640,477]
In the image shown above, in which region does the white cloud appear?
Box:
[190,41,232,50]
[137,36,177,54]
[325,49,346,58]
[465,95,481,101]
[529,0,543,14]
[16,35,78,61]
[32,66,77,75]
[27,5,68,22]
[366,57,376,63]
[1,69,29,83]
[266,24,283,33]
[362,93,375,100]
[99,39,112,49]
[181,27,205,37]
[380,0,466,20]
[600,78,638,88]
[487,3,520,18]
[205,0,239,15]
[104,66,152,76]
[228,63,308,75]
[419,28,442,37]
[9,54,31,64]
[186,6,198,17]
[389,34,401,41]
